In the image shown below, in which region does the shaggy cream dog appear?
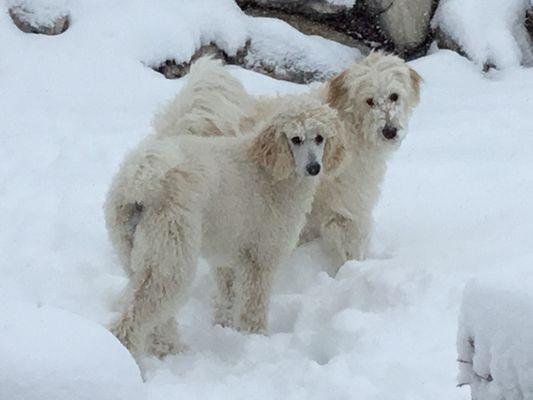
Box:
[105,96,345,359]
[156,53,421,274]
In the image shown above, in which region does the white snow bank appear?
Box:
[433,0,533,68]
[245,16,361,82]
[0,301,145,400]
[458,280,533,400]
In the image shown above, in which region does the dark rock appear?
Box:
[237,0,441,59]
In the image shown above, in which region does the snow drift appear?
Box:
[458,280,533,400]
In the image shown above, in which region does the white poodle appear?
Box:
[105,95,345,359]
[155,53,421,273]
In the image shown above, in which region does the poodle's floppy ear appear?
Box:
[323,128,347,174]
[250,124,293,181]
[327,70,349,110]
[408,67,422,107]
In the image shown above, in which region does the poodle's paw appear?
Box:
[213,307,235,329]
[110,317,139,354]
[238,315,267,335]
[147,335,187,359]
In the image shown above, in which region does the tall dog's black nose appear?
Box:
[382,125,398,140]
[306,162,321,176]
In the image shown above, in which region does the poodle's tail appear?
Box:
[104,157,207,277]
[104,192,142,277]
[152,56,255,137]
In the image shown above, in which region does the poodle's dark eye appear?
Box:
[366,98,374,107]
[389,93,399,102]
[291,136,303,145]
[315,135,324,144]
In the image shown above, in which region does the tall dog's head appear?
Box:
[327,52,422,148]
[250,97,346,181]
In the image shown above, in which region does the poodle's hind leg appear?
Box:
[235,249,276,335]
[213,265,236,328]
[111,166,204,358]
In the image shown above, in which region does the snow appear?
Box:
[458,280,533,400]
[245,17,361,82]
[326,0,357,7]
[433,0,533,68]
[1,0,533,399]
[0,301,144,400]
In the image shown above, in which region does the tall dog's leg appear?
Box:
[235,249,275,334]
[213,265,236,328]
[322,214,370,275]
[146,317,185,358]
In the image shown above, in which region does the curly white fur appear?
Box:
[105,96,344,360]
[154,53,421,274]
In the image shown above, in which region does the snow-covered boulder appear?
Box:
[457,281,533,400]
[368,0,434,55]
[0,302,145,400]
[245,16,361,83]
[7,0,70,35]
[432,0,533,69]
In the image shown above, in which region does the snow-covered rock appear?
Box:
[433,0,533,69]
[7,0,70,35]
[245,16,361,83]
[369,0,433,55]
[458,281,533,400]
[0,302,145,400]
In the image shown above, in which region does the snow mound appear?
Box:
[245,16,361,82]
[433,0,533,68]
[0,302,145,400]
[458,281,533,400]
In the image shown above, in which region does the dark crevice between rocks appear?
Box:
[9,7,70,35]
[153,41,250,80]
[526,8,533,40]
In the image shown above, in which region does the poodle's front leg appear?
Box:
[213,265,236,328]
[235,249,275,334]
[146,317,185,358]
[322,213,371,274]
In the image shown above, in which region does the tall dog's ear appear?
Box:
[409,67,422,107]
[250,124,293,181]
[324,130,347,174]
[327,70,349,110]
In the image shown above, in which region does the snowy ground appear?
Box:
[1,1,533,399]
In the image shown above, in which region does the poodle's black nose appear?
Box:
[306,162,321,176]
[382,125,398,140]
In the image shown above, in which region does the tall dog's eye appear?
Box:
[291,136,303,145]
[315,135,324,144]
[389,93,399,102]
[366,98,374,107]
